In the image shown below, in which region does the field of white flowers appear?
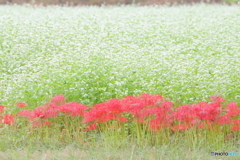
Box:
[0,4,239,108]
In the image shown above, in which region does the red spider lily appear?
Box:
[83,99,124,123]
[11,94,240,133]
[121,93,164,115]
[105,112,118,121]
[150,118,163,132]
[171,124,188,131]
[0,105,5,114]
[149,117,171,132]
[18,108,58,120]
[51,95,66,106]
[231,126,240,131]
[121,95,140,111]
[43,108,58,118]
[34,105,58,119]
[58,102,86,117]
[173,105,196,124]
[216,116,231,125]
[192,102,220,121]
[232,119,240,125]
[33,109,58,119]
[84,94,173,128]
[34,106,48,111]
[83,110,97,123]
[141,101,173,119]
[17,110,35,119]
[83,123,98,132]
[117,117,127,122]
[123,101,145,117]
[103,99,123,113]
[1,114,14,125]
[15,102,28,108]
[210,96,225,103]
[138,93,163,107]
[137,108,158,119]
[33,110,46,119]
[226,102,240,117]
[121,96,145,114]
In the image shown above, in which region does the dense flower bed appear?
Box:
[1,93,240,132]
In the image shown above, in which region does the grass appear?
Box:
[0,122,239,160]
[0,144,239,160]
[0,135,239,160]
[0,4,240,159]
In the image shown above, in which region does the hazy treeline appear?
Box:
[0,0,233,5]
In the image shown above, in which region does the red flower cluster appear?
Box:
[0,105,15,125]
[0,105,5,114]
[83,93,173,131]
[172,96,240,131]
[16,102,28,108]
[0,94,239,133]
[16,95,86,127]
[1,114,15,125]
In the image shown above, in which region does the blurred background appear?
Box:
[0,0,238,6]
